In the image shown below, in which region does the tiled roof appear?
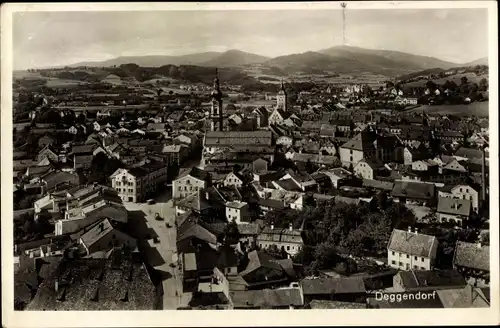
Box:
[230,288,303,308]
[437,285,490,308]
[237,223,261,235]
[257,198,285,209]
[453,242,489,271]
[300,277,366,295]
[454,147,484,160]
[176,191,211,212]
[176,167,210,181]
[79,218,134,250]
[240,250,283,277]
[26,248,159,310]
[257,227,303,244]
[309,300,367,309]
[392,181,435,200]
[396,270,466,290]
[362,179,394,191]
[341,132,377,151]
[204,131,272,147]
[387,229,437,258]
[437,197,471,216]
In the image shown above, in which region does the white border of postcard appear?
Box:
[2,1,499,327]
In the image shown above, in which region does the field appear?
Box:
[403,72,488,88]
[408,102,489,117]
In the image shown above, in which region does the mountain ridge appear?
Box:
[43,46,488,78]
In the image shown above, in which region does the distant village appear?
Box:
[13,67,490,310]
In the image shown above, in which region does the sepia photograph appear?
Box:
[1,1,498,327]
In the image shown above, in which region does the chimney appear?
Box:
[271,222,274,230]
[477,242,481,249]
[414,228,418,235]
[408,226,412,233]
[55,280,59,293]
[289,223,293,231]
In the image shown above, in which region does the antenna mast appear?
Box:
[341,2,347,45]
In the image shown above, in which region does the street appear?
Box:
[124,188,192,309]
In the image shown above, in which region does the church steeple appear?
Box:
[276,79,287,111]
[210,68,224,131]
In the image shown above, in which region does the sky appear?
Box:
[13,8,489,70]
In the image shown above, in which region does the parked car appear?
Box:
[154,213,164,221]
[166,222,172,228]
[147,199,155,205]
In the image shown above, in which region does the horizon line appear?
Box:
[15,44,488,71]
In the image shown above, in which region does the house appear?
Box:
[55,187,128,235]
[237,223,261,246]
[172,167,211,199]
[239,250,293,289]
[37,145,59,163]
[453,241,489,284]
[230,287,303,309]
[387,228,438,271]
[174,190,212,216]
[437,285,490,308]
[258,198,286,215]
[300,277,367,304]
[38,170,81,194]
[109,159,168,203]
[162,144,189,166]
[392,270,466,292]
[269,108,290,125]
[339,131,401,168]
[78,218,136,256]
[223,172,244,188]
[38,135,55,149]
[26,247,161,310]
[226,201,250,224]
[436,197,471,226]
[438,184,480,213]
[354,158,385,180]
[391,181,435,206]
[252,107,269,128]
[320,168,352,188]
[257,224,303,256]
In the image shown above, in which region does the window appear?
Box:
[178,186,181,191]
[421,257,424,262]
[392,251,395,256]
[421,267,426,270]
[399,262,403,266]
[406,254,409,259]
[414,265,419,269]
[287,246,290,251]
[414,256,417,261]
[128,197,133,202]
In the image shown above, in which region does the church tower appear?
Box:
[210,68,224,131]
[276,80,287,111]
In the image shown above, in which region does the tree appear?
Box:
[223,219,241,245]
[478,78,488,92]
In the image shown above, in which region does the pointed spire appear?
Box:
[214,68,220,90]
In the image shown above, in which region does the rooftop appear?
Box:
[230,288,303,308]
[388,229,438,258]
[26,248,159,311]
[453,241,489,271]
[437,197,471,216]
